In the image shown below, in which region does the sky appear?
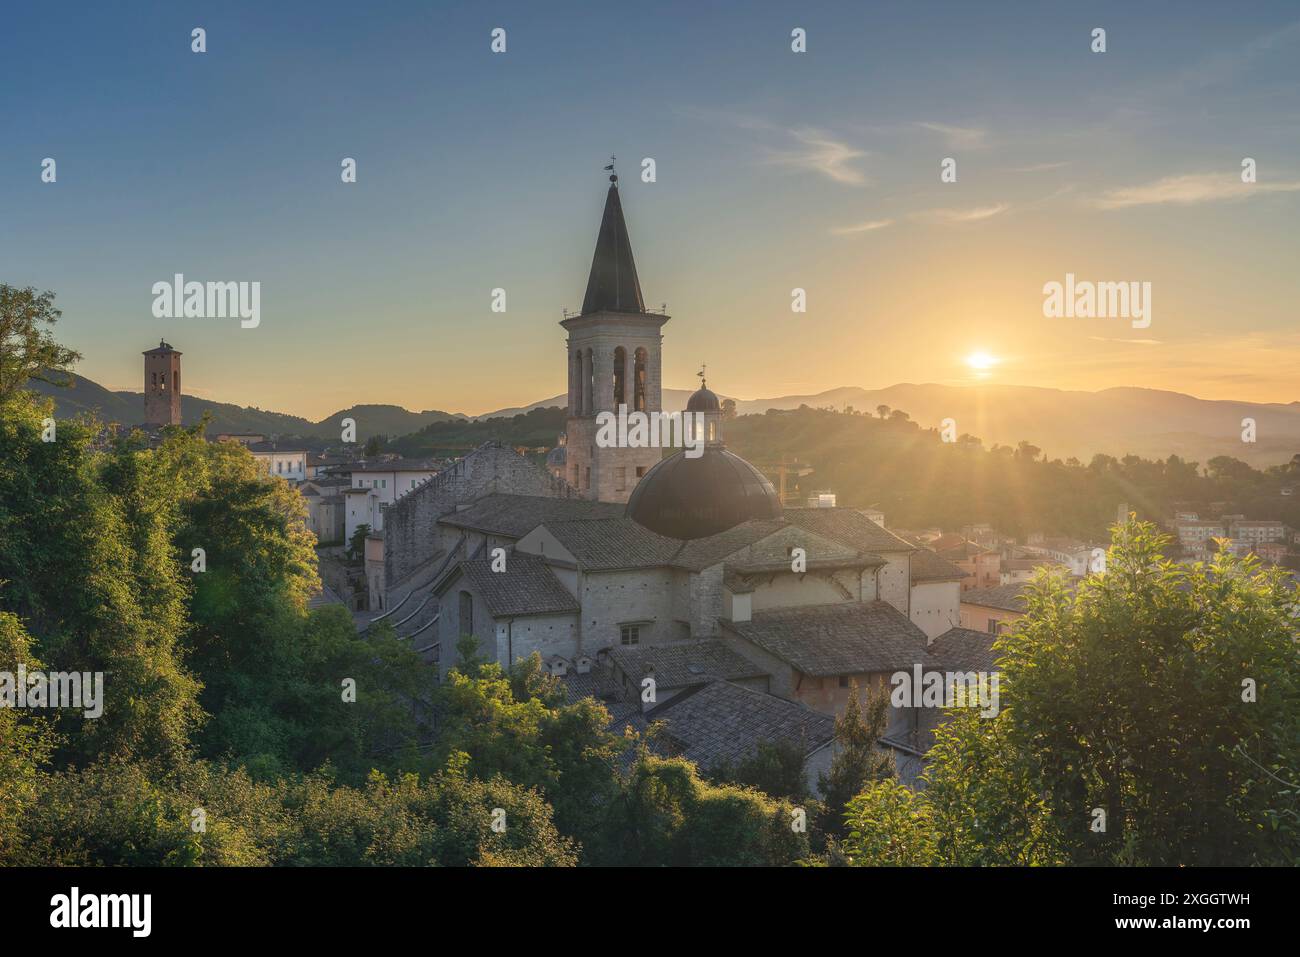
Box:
[3,0,1299,419]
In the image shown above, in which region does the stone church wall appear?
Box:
[877,553,912,616]
[384,442,577,589]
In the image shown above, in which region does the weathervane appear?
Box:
[698,363,707,389]
[604,154,617,183]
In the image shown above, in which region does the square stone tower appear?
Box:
[143,339,182,426]
[562,173,669,503]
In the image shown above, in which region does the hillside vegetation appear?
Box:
[725,406,1300,542]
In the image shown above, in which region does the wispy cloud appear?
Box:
[915,203,1010,224]
[915,122,989,150]
[765,128,868,185]
[1094,172,1300,209]
[831,219,893,236]
[1009,161,1070,173]
[1088,336,1163,346]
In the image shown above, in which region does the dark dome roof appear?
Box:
[686,386,721,412]
[626,448,782,540]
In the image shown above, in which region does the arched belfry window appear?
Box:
[613,347,627,408]
[585,348,595,415]
[571,351,583,412]
[633,348,647,413]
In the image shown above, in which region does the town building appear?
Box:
[928,534,1001,591]
[1175,519,1226,558]
[247,441,310,484]
[959,582,1030,634]
[907,548,965,640]
[343,458,440,543]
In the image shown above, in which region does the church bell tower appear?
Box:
[143,339,182,426]
[561,167,669,503]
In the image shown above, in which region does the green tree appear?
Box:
[817,682,894,833]
[713,738,811,801]
[0,395,202,764]
[840,521,1300,866]
[432,652,625,857]
[0,285,81,399]
[0,610,56,859]
[601,747,809,866]
[347,523,372,562]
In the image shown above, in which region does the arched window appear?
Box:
[571,351,583,412]
[633,348,647,412]
[612,346,626,408]
[459,590,474,636]
[585,348,595,415]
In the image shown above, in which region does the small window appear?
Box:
[620,624,640,646]
[636,466,647,478]
[986,619,999,634]
[838,676,849,689]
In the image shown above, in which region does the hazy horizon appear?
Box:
[79,374,1300,423]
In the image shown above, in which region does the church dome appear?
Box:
[626,447,782,540]
[686,385,720,412]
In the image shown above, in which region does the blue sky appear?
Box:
[3,0,1299,417]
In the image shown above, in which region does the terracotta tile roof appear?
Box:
[926,626,1001,673]
[541,518,682,570]
[448,552,579,618]
[784,507,916,554]
[960,582,1031,612]
[723,601,930,676]
[608,640,769,689]
[910,548,967,583]
[647,680,835,770]
[440,493,623,539]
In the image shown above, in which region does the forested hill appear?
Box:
[27,373,463,442]
[723,406,1300,542]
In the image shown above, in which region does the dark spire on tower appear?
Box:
[581,159,646,315]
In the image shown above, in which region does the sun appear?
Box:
[965,350,999,371]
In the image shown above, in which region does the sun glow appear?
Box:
[965,350,999,371]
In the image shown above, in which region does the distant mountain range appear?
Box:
[32,374,1299,467]
[29,373,465,442]
[477,384,1300,468]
